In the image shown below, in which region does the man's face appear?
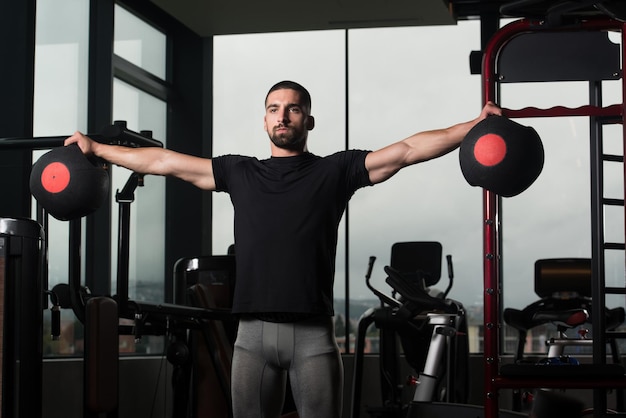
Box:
[264,88,312,151]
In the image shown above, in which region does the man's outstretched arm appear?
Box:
[365,101,502,184]
[64,131,217,191]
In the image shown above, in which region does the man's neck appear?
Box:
[270,144,308,157]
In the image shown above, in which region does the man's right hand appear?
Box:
[64,131,97,156]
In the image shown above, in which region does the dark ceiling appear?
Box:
[148,0,624,37]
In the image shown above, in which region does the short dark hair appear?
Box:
[266,80,312,112]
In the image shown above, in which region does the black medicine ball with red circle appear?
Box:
[459,115,544,197]
[30,144,110,221]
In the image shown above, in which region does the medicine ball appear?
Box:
[30,144,110,221]
[459,116,544,197]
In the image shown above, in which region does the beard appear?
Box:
[269,125,306,150]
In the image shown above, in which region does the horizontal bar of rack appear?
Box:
[603,198,625,206]
[604,243,626,250]
[503,103,622,119]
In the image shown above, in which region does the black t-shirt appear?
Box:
[212,150,372,316]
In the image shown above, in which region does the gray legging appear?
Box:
[231,316,343,418]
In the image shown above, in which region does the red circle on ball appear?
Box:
[474,134,507,166]
[41,162,71,193]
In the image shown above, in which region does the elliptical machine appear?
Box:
[350,241,526,418]
[350,241,469,418]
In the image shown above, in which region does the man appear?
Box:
[65,80,501,418]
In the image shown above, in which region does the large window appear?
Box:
[212,23,487,353]
[212,22,623,354]
[34,1,169,356]
[111,77,167,354]
[33,0,90,356]
[111,5,168,354]
[346,25,484,352]
[111,4,168,306]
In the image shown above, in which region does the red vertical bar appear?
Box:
[480,18,533,418]
[480,20,511,418]
[483,190,499,418]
